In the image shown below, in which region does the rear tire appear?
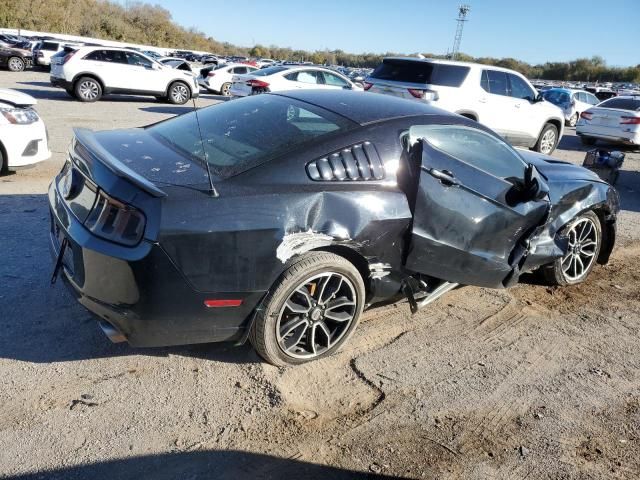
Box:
[534,123,558,155]
[249,252,365,366]
[0,146,6,174]
[8,56,25,72]
[167,81,191,105]
[580,136,596,146]
[568,113,578,127]
[220,82,232,96]
[74,77,102,102]
[542,210,602,286]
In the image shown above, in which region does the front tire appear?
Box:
[534,123,558,155]
[7,56,25,72]
[249,252,365,366]
[568,113,578,127]
[167,81,191,105]
[75,77,102,102]
[542,211,602,286]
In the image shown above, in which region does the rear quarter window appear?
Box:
[371,60,469,87]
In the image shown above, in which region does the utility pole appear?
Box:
[451,4,471,60]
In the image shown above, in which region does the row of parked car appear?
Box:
[2,36,639,174]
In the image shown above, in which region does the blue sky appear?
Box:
[118,0,638,66]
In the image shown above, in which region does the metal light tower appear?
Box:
[451,4,471,60]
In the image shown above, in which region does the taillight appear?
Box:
[207,71,216,77]
[408,88,425,99]
[84,190,146,246]
[408,88,439,101]
[363,81,373,91]
[247,79,269,88]
[62,51,76,64]
[581,111,593,121]
[620,116,640,125]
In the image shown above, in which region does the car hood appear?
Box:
[0,88,37,107]
[517,149,604,184]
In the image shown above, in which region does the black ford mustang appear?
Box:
[49,91,619,365]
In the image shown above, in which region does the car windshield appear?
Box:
[251,66,289,77]
[598,98,640,111]
[371,59,470,86]
[147,95,356,179]
[542,90,570,105]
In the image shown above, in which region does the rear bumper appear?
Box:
[50,76,72,90]
[48,179,261,347]
[576,130,640,146]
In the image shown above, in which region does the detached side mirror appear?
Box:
[524,164,549,202]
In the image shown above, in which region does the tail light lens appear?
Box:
[620,116,640,125]
[84,190,146,246]
[580,111,593,121]
[408,89,439,101]
[408,88,426,99]
[363,81,373,91]
[247,79,269,88]
[207,71,216,77]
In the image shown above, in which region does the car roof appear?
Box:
[271,90,447,125]
[383,56,525,75]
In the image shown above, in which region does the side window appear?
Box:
[284,72,297,81]
[296,70,323,84]
[103,50,127,64]
[480,70,490,92]
[125,52,152,68]
[485,70,509,96]
[322,72,349,87]
[413,125,525,181]
[84,50,107,62]
[233,67,248,74]
[508,74,535,100]
[586,93,599,105]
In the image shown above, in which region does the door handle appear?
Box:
[428,168,459,186]
[479,98,488,103]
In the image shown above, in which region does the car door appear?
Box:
[123,51,164,93]
[477,69,514,139]
[404,124,550,288]
[506,73,543,146]
[82,50,129,89]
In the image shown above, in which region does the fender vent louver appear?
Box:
[306,142,385,181]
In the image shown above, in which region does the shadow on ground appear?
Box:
[9,450,400,480]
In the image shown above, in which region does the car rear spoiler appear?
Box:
[73,127,167,198]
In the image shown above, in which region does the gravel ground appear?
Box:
[1,70,639,479]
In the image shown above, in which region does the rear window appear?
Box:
[543,90,570,105]
[598,98,640,111]
[41,42,59,51]
[148,95,356,179]
[252,66,288,77]
[371,59,469,86]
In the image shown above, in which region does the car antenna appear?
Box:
[191,97,219,197]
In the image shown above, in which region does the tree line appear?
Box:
[1,0,638,82]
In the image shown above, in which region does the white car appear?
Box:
[33,40,81,67]
[49,47,199,104]
[542,88,600,126]
[365,57,565,154]
[0,89,50,172]
[198,63,259,96]
[230,65,363,98]
[576,96,640,147]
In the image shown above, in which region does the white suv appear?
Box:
[365,58,565,154]
[49,47,199,104]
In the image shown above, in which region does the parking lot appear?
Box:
[1,70,640,479]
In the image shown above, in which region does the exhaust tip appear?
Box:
[98,320,127,343]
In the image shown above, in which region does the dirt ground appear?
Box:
[1,70,639,479]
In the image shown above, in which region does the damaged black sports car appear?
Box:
[49,90,619,365]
